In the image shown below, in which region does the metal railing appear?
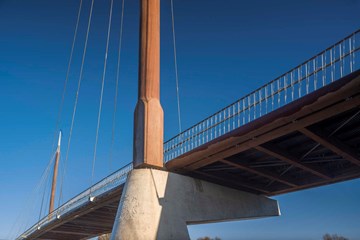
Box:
[18,163,133,239]
[164,29,360,162]
[18,29,360,239]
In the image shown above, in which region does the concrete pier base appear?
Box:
[111,169,280,240]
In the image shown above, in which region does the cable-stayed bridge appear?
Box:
[18,28,360,239]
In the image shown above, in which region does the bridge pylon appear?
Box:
[111,0,280,239]
[132,0,163,169]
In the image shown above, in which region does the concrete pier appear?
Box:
[111,169,280,240]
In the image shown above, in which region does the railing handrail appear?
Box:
[18,163,133,239]
[164,29,360,144]
[164,45,360,151]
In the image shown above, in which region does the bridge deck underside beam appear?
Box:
[26,188,122,240]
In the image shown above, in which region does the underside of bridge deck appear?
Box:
[29,188,122,240]
[167,70,360,196]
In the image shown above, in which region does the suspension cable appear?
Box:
[91,0,115,190]
[9,150,57,238]
[170,0,182,133]
[51,0,83,154]
[109,0,125,171]
[58,0,95,206]
[37,150,57,225]
[38,178,48,224]
[33,0,83,213]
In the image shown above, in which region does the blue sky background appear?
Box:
[0,0,360,239]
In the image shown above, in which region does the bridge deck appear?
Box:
[21,71,360,240]
[19,30,360,239]
[166,70,360,196]
[34,190,121,239]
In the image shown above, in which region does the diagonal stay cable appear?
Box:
[10,150,56,238]
[58,0,95,206]
[170,0,182,133]
[25,0,83,219]
[37,151,57,226]
[109,0,125,171]
[50,0,84,155]
[91,0,115,192]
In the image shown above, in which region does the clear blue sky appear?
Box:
[0,0,360,239]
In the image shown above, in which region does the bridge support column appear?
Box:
[111,169,280,240]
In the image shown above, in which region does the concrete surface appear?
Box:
[111,169,280,240]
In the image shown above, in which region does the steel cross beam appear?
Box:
[299,127,360,166]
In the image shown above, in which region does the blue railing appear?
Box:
[18,29,360,239]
